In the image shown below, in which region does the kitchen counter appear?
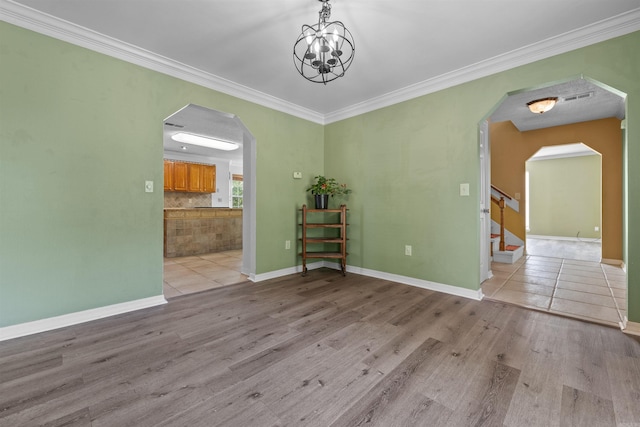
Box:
[164,208,242,257]
[164,207,242,218]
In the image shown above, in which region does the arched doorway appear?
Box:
[479,77,628,328]
[162,104,256,296]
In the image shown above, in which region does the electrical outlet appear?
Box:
[293,171,302,179]
[285,240,291,250]
[595,226,600,232]
[405,245,412,256]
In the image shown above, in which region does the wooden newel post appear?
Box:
[499,197,505,251]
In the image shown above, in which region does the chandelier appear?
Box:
[293,0,355,84]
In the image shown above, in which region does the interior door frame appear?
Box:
[479,120,492,283]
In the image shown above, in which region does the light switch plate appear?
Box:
[293,171,302,179]
[460,183,469,196]
[145,180,154,193]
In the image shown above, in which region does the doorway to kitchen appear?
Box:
[162,104,256,297]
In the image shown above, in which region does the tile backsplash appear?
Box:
[164,192,212,208]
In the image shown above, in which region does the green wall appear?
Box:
[527,155,601,238]
[2,20,639,327]
[0,21,322,327]
[325,31,640,321]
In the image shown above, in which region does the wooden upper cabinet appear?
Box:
[173,162,188,192]
[163,160,215,193]
[163,160,174,191]
[202,165,216,193]
[187,163,203,192]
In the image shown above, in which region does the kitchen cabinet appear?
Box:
[173,161,188,192]
[202,164,216,193]
[163,160,173,191]
[187,163,202,192]
[163,160,214,193]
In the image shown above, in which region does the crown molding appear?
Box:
[324,8,640,124]
[2,1,639,125]
[0,0,325,124]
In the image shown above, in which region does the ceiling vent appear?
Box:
[164,122,184,128]
[563,92,594,102]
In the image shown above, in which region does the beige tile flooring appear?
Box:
[163,250,248,298]
[483,255,627,328]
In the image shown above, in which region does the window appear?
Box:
[232,174,243,208]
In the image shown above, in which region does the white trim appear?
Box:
[336,263,484,301]
[0,295,167,342]
[325,9,640,123]
[251,261,324,282]
[527,234,600,242]
[253,261,483,300]
[2,1,639,125]
[0,0,324,124]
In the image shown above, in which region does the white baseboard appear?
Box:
[0,295,167,342]
[0,262,486,341]
[324,261,484,301]
[252,261,324,282]
[255,261,483,301]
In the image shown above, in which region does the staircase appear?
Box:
[491,185,524,264]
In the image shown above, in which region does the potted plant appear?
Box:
[306,175,352,209]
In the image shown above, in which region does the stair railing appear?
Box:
[491,196,506,251]
[490,185,515,252]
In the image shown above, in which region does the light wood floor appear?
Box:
[2,269,640,426]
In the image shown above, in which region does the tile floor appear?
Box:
[483,239,627,328]
[163,250,248,298]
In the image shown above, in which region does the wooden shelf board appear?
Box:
[300,252,346,259]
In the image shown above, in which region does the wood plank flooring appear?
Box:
[1,268,640,426]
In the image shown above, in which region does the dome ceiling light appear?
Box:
[526,97,558,114]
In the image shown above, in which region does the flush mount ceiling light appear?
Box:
[526,97,558,114]
[293,0,355,84]
[171,133,239,151]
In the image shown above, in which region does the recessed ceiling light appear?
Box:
[171,133,239,151]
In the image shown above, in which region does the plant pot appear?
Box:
[314,194,329,209]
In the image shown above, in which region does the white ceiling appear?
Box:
[490,78,626,132]
[163,104,245,162]
[4,0,640,125]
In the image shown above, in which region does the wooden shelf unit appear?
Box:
[299,204,348,276]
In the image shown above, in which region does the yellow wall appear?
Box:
[491,117,622,261]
